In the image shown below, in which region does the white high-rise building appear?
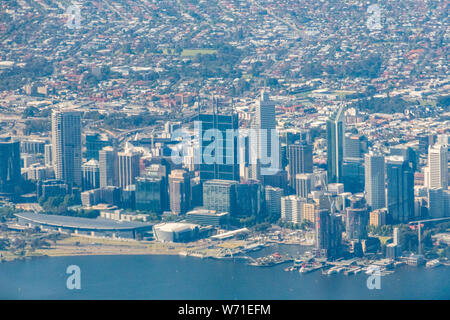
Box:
[295,173,314,198]
[82,159,100,191]
[364,153,386,210]
[117,150,141,189]
[393,227,400,245]
[51,110,82,189]
[281,195,305,225]
[251,90,277,179]
[427,144,448,190]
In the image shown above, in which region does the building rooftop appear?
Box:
[186,209,229,217]
[15,212,153,231]
[154,222,199,233]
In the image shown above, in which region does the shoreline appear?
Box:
[0,249,196,263]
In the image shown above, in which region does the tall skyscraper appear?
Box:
[145,163,169,212]
[288,142,313,188]
[0,138,21,198]
[51,110,82,189]
[326,106,345,183]
[390,145,417,172]
[197,112,240,182]
[386,156,414,223]
[364,153,386,210]
[315,209,343,258]
[99,146,118,188]
[117,150,141,189]
[169,169,191,215]
[251,90,277,179]
[427,144,448,190]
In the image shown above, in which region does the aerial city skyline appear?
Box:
[0,0,448,301]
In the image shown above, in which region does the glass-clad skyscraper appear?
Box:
[197,113,240,182]
[327,106,345,183]
[386,156,414,223]
[0,138,21,198]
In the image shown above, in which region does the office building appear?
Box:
[428,188,445,218]
[52,110,82,189]
[390,145,418,172]
[81,159,100,191]
[426,144,448,190]
[261,169,288,190]
[288,142,313,188]
[295,173,314,198]
[135,176,165,214]
[251,90,278,179]
[301,202,316,223]
[85,133,112,160]
[26,164,54,182]
[386,156,414,223]
[185,209,229,227]
[117,150,141,189]
[281,195,304,225]
[315,209,343,259]
[197,112,240,182]
[364,153,386,210]
[202,179,238,215]
[265,186,283,220]
[0,138,21,198]
[326,106,345,183]
[99,146,118,188]
[344,133,366,159]
[369,208,387,227]
[37,179,67,200]
[236,180,263,216]
[169,169,191,215]
[343,158,365,193]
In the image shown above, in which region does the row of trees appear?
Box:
[38,195,99,218]
[300,55,383,79]
[0,56,53,91]
[350,96,412,114]
[370,223,450,260]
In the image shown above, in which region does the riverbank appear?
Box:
[0,235,247,263]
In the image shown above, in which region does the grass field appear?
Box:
[181,49,218,56]
[333,90,356,97]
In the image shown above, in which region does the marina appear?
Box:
[248,252,294,267]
